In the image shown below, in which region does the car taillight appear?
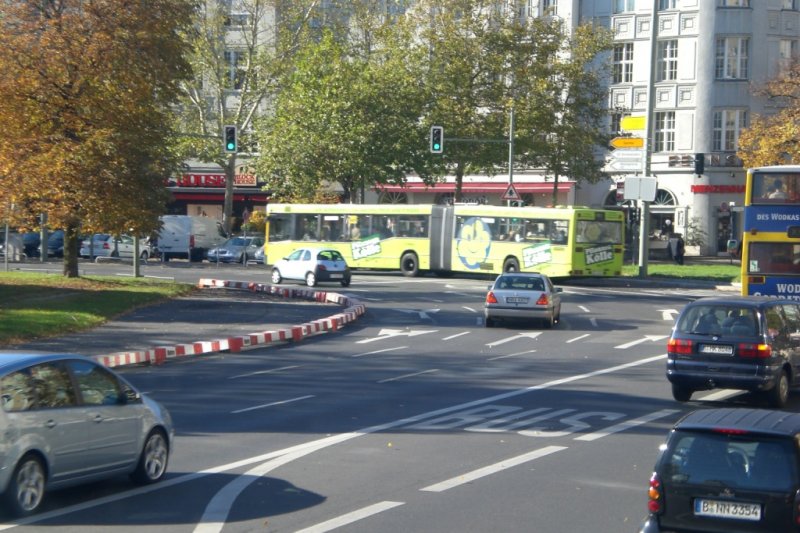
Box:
[793,489,800,526]
[667,338,692,355]
[535,294,549,305]
[486,292,498,304]
[738,343,772,358]
[318,264,327,271]
[103,242,110,249]
[647,473,663,514]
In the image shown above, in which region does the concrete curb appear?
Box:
[94,279,365,369]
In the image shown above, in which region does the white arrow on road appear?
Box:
[658,309,679,321]
[615,335,668,349]
[396,308,441,320]
[486,332,541,347]
[357,328,439,344]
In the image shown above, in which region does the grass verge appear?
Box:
[0,272,195,346]
[621,262,741,282]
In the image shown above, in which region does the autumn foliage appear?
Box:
[0,0,195,276]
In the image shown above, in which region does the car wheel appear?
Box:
[140,251,149,261]
[400,252,419,277]
[766,370,790,408]
[240,253,247,265]
[131,430,169,484]
[306,272,317,287]
[4,454,45,517]
[271,269,282,284]
[542,313,554,329]
[503,257,520,273]
[671,384,693,402]
[340,276,351,287]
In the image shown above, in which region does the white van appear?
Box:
[157,215,227,262]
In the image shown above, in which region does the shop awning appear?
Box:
[375,181,574,193]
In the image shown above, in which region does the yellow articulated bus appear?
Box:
[265,203,624,278]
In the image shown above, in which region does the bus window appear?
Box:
[549,220,569,244]
[293,215,319,241]
[269,213,292,241]
[748,243,800,274]
[576,220,623,244]
[752,172,800,204]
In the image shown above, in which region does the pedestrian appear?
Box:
[669,233,685,265]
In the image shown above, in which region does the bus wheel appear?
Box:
[400,252,419,277]
[503,258,519,272]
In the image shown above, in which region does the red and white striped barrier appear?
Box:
[95,279,365,368]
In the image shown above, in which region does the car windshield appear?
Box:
[676,305,759,336]
[228,237,250,246]
[663,430,797,491]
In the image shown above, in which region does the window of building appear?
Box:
[715,37,749,79]
[654,112,675,152]
[610,111,630,134]
[783,0,800,9]
[717,0,750,6]
[780,39,799,72]
[713,109,747,152]
[542,0,557,16]
[613,0,635,13]
[659,0,677,9]
[224,50,246,90]
[657,40,678,81]
[613,43,634,84]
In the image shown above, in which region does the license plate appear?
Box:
[699,344,734,355]
[506,297,529,304]
[694,499,761,521]
[329,273,342,279]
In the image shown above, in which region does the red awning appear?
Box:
[171,193,270,202]
[375,181,574,193]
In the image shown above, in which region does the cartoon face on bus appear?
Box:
[456,217,492,269]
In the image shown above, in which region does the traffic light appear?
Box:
[694,152,705,175]
[224,125,237,153]
[430,126,443,154]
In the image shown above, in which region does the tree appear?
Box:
[252,2,432,204]
[0,0,195,277]
[737,60,800,167]
[173,0,321,231]
[406,1,613,204]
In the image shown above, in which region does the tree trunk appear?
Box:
[223,156,236,235]
[63,223,80,278]
[454,161,465,203]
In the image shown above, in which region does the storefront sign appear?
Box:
[174,173,257,187]
[690,185,745,194]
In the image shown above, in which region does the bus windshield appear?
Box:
[750,171,800,205]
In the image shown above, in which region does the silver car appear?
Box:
[206,236,265,264]
[271,247,351,287]
[484,272,562,328]
[0,353,174,516]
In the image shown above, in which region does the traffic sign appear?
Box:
[621,115,646,130]
[610,136,644,149]
[608,159,644,171]
[502,183,520,201]
[610,149,645,161]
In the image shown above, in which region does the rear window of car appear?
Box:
[318,250,344,262]
[676,305,759,336]
[496,276,544,291]
[662,430,798,491]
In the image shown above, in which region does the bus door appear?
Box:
[430,205,453,271]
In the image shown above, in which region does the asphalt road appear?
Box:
[3,261,785,533]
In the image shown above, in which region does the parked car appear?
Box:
[0,353,173,516]
[640,407,800,533]
[157,215,227,262]
[80,234,152,260]
[206,235,265,264]
[484,272,562,328]
[21,232,40,258]
[254,243,266,265]
[46,230,79,258]
[666,295,800,407]
[270,247,351,287]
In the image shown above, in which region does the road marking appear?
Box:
[615,335,668,349]
[590,317,598,327]
[698,389,741,402]
[658,309,679,321]
[488,350,536,360]
[356,328,438,344]
[378,369,439,383]
[295,501,405,533]
[228,365,300,380]
[395,308,440,319]
[574,409,680,442]
[566,334,590,343]
[579,305,590,313]
[231,395,314,414]
[462,305,477,312]
[486,332,541,347]
[420,446,567,493]
[443,331,470,340]
[0,353,669,530]
[351,346,408,358]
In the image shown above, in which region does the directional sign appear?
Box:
[607,149,644,172]
[610,137,644,149]
[607,159,644,172]
[621,115,646,131]
[502,183,520,201]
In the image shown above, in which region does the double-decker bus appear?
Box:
[741,165,800,299]
[265,203,624,278]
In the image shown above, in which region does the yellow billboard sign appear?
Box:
[621,115,646,131]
